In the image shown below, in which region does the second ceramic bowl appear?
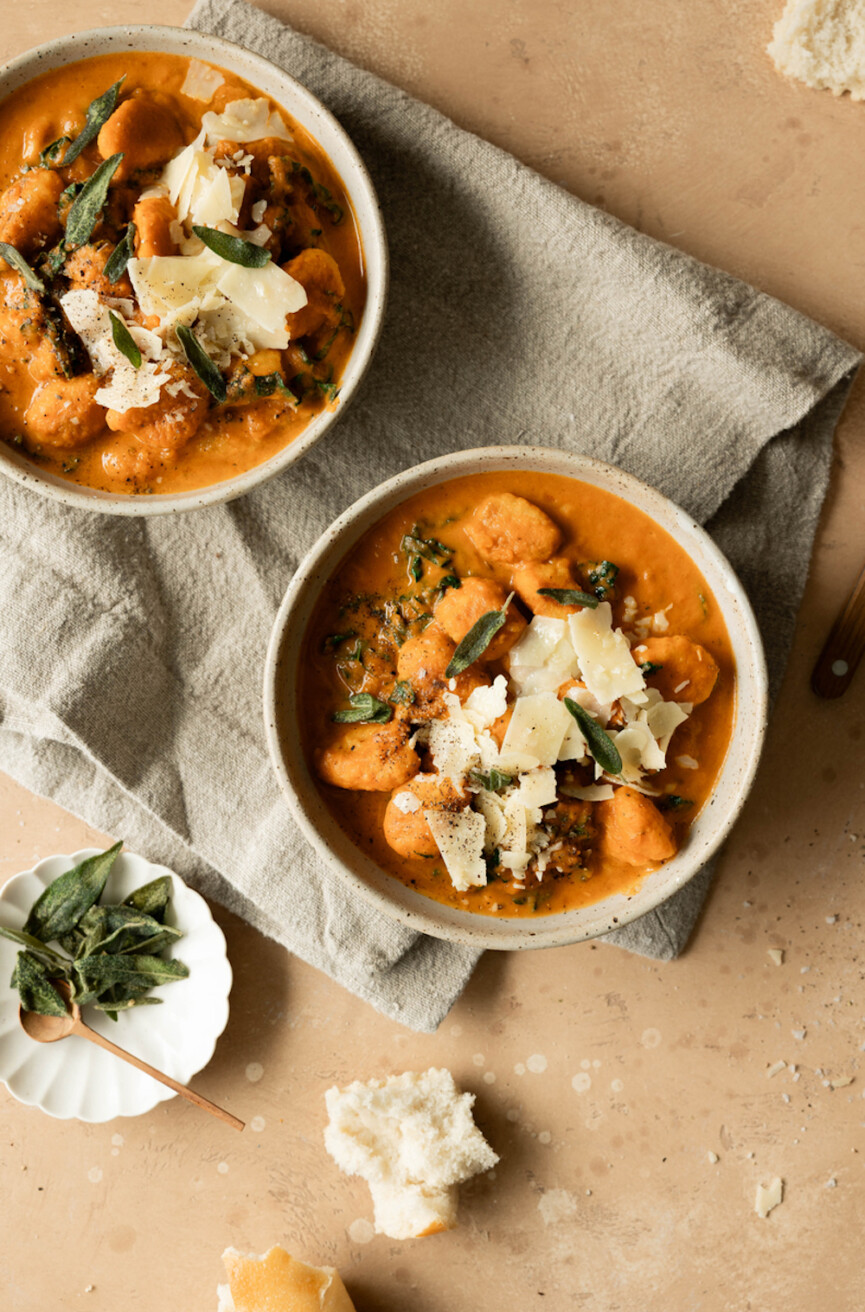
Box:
[263,446,768,951]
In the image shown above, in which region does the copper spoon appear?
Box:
[19,982,244,1131]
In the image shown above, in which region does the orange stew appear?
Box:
[300,471,736,918]
[0,53,365,495]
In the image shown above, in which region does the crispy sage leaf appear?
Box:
[401,527,451,566]
[103,222,135,284]
[563,697,622,776]
[192,224,271,267]
[124,875,171,922]
[445,594,514,677]
[537,587,599,609]
[390,680,415,706]
[0,242,45,293]
[64,154,123,251]
[469,767,513,791]
[24,841,123,941]
[94,995,162,1014]
[0,924,70,967]
[73,951,188,1006]
[62,78,125,166]
[40,136,72,167]
[64,903,174,959]
[333,692,393,725]
[11,951,69,1017]
[109,311,141,368]
[176,324,226,402]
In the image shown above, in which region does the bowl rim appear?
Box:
[263,445,770,951]
[0,24,389,516]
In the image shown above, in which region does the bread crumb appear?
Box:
[768,0,865,100]
[755,1177,784,1218]
[767,1060,787,1079]
[767,948,785,966]
[707,1151,719,1164]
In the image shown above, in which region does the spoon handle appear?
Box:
[72,1017,244,1131]
[811,557,865,698]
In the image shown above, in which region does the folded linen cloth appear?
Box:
[0,0,859,1031]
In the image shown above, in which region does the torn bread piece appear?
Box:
[769,0,865,99]
[217,1246,355,1312]
[324,1067,498,1239]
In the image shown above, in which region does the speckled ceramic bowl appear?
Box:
[0,26,387,515]
[263,446,768,951]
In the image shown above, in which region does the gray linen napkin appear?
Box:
[0,0,859,1031]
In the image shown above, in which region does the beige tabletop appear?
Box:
[3,2,865,1308]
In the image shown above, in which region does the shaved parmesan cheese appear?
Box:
[59,290,170,411]
[501,693,572,767]
[676,755,699,770]
[557,713,588,763]
[463,675,508,728]
[201,98,293,146]
[509,617,568,668]
[755,1178,784,1219]
[428,715,479,782]
[180,59,225,102]
[95,361,172,413]
[646,700,689,750]
[392,792,421,815]
[475,789,507,850]
[424,810,486,891]
[500,795,530,874]
[512,767,559,813]
[568,603,646,705]
[215,261,307,343]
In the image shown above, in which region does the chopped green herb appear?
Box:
[103,222,135,284]
[0,242,44,293]
[401,527,451,567]
[332,692,393,724]
[445,594,513,677]
[698,593,709,617]
[175,324,226,403]
[470,768,513,792]
[563,697,622,776]
[109,312,141,368]
[322,631,357,653]
[437,574,461,596]
[658,795,692,812]
[640,661,663,676]
[39,136,71,168]
[390,681,415,706]
[537,587,598,609]
[64,154,124,251]
[192,225,271,268]
[253,371,293,399]
[586,560,619,600]
[62,78,125,166]
[409,556,423,583]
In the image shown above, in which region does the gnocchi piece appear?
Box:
[396,623,490,720]
[24,375,105,449]
[105,365,208,452]
[632,635,719,705]
[97,95,186,179]
[434,576,526,661]
[383,774,468,858]
[316,721,420,792]
[0,168,64,256]
[464,493,562,565]
[598,786,677,866]
[64,242,133,297]
[512,557,584,617]
[283,248,346,341]
[132,195,179,258]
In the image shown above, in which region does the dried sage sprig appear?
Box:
[12,952,69,1018]
[0,242,45,293]
[103,221,135,284]
[62,78,125,166]
[64,154,123,251]
[24,841,122,941]
[333,692,393,724]
[109,311,141,368]
[537,587,598,609]
[176,324,226,402]
[192,224,271,268]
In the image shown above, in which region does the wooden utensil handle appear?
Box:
[73,1018,244,1131]
[812,560,865,698]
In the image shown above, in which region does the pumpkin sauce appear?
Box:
[300,471,737,919]
[0,52,365,495]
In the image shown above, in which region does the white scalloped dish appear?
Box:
[0,848,231,1121]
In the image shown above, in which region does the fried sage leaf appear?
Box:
[24,841,123,942]
[563,697,622,776]
[191,224,271,268]
[40,136,72,168]
[64,154,123,251]
[11,951,69,1018]
[445,593,514,677]
[333,692,393,724]
[0,242,45,293]
[175,324,226,402]
[103,221,135,284]
[62,78,125,166]
[109,311,141,368]
[401,527,451,566]
[537,587,599,609]
[124,875,171,922]
[0,924,70,967]
[73,951,188,1006]
[61,903,177,959]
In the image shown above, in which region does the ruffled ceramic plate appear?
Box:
[0,849,231,1121]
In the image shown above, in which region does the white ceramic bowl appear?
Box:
[263,446,769,951]
[0,848,232,1121]
[0,26,388,515]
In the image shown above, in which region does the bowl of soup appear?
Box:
[263,446,768,950]
[0,26,386,513]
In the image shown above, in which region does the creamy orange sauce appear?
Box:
[300,471,737,919]
[0,52,366,495]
